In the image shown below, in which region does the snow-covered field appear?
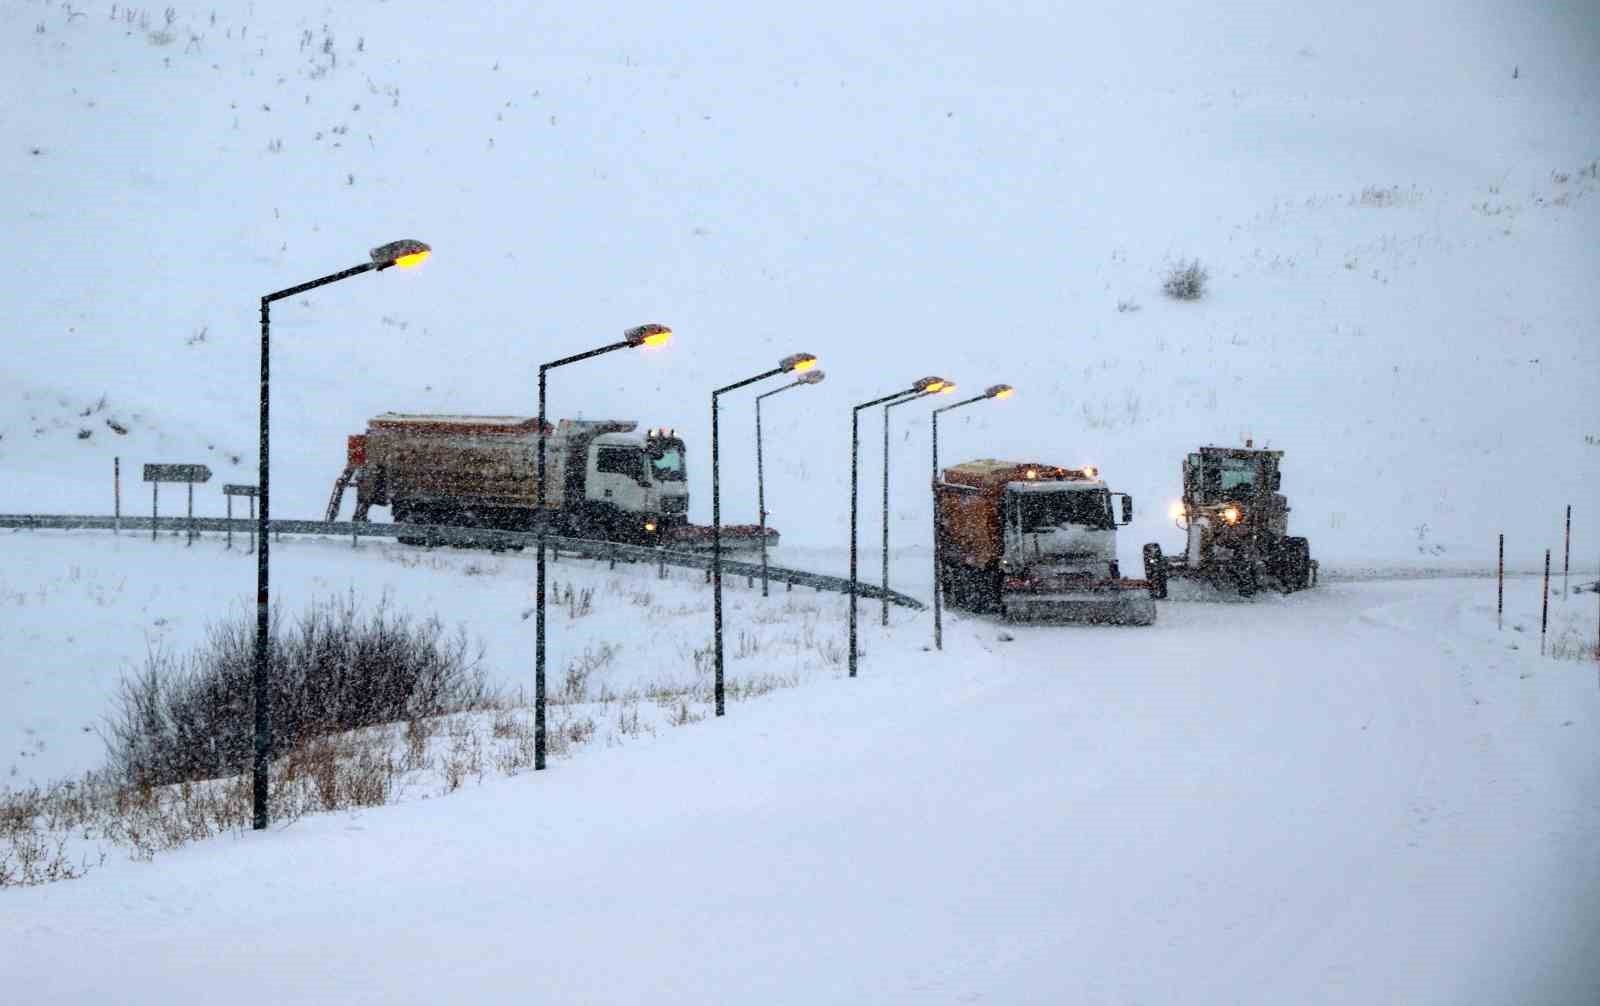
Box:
[4,0,1599,1001]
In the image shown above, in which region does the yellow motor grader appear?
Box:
[1142,443,1316,598]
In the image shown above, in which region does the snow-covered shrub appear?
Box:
[1162,259,1209,301]
[103,593,490,787]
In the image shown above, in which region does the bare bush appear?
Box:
[734,630,762,659]
[552,582,595,618]
[0,829,92,887]
[102,594,491,788]
[556,642,620,704]
[667,700,705,727]
[1162,259,1209,301]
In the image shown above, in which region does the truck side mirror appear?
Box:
[1270,471,1281,491]
[1120,494,1134,525]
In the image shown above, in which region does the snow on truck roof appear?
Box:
[942,459,1102,489]
[368,413,549,435]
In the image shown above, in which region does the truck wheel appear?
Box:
[1142,543,1168,600]
[394,504,423,547]
[988,569,1006,614]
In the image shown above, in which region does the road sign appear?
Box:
[223,484,258,497]
[142,464,210,543]
[144,463,212,483]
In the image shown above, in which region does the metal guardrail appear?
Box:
[0,514,926,610]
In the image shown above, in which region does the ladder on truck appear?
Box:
[326,434,371,522]
[325,465,366,522]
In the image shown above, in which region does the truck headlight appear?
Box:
[1222,507,1241,525]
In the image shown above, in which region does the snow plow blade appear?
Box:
[664,524,778,552]
[1000,589,1157,626]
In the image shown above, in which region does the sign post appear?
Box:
[143,464,212,544]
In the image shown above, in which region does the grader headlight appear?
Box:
[1222,506,1241,525]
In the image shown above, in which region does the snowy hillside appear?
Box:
[3,0,1597,568]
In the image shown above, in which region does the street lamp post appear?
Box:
[712,353,817,715]
[535,323,671,771]
[755,369,825,597]
[930,384,1014,650]
[254,238,430,830]
[849,376,949,678]
[881,384,955,626]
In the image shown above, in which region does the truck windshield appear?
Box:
[1014,489,1112,531]
[648,439,686,482]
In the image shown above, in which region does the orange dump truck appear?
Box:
[935,459,1158,624]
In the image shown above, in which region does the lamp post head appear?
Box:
[370,239,431,269]
[912,376,950,394]
[986,384,1015,399]
[937,382,957,394]
[781,353,818,373]
[625,323,673,348]
[795,369,826,385]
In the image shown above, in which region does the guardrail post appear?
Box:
[226,495,233,549]
[151,482,158,542]
[186,480,195,547]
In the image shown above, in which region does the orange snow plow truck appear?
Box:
[935,459,1158,625]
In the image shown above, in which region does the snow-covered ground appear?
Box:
[4,0,1599,1001]
[3,529,1598,1003]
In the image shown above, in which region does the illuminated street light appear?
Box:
[755,369,826,597]
[253,238,430,830]
[930,384,1013,650]
[848,376,950,677]
[535,324,671,770]
[711,352,818,715]
[881,382,957,626]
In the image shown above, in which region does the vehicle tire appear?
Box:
[1233,562,1259,597]
[1283,537,1312,591]
[1142,543,1168,600]
[394,503,423,547]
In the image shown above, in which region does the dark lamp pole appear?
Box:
[536,324,672,771]
[881,385,955,626]
[930,384,1013,650]
[712,352,817,715]
[848,376,949,678]
[756,370,825,597]
[254,238,430,830]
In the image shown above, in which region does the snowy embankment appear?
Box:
[3,530,1598,1004]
